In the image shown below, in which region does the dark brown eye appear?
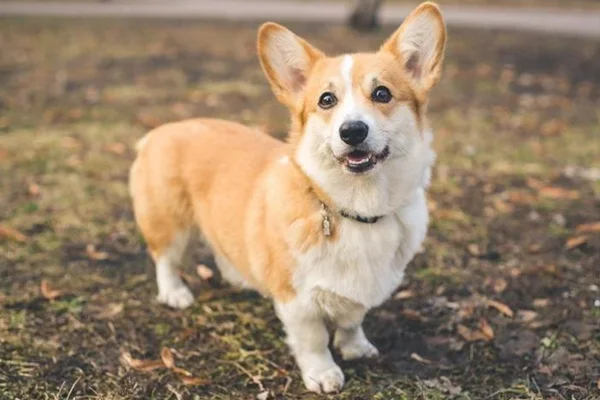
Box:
[318,92,337,109]
[371,86,392,103]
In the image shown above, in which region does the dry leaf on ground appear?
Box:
[457,324,488,342]
[539,186,580,200]
[565,236,587,250]
[533,298,551,308]
[479,319,495,340]
[394,289,415,300]
[95,303,124,319]
[0,224,27,242]
[86,244,109,260]
[410,352,432,364]
[121,351,165,372]
[487,299,514,318]
[160,347,175,369]
[576,222,600,233]
[516,310,538,323]
[40,280,63,300]
[178,375,210,386]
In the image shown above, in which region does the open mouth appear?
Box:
[340,146,390,174]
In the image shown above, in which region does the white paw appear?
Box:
[157,285,194,309]
[302,366,344,394]
[336,337,379,361]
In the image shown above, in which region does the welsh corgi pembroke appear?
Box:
[130,2,446,393]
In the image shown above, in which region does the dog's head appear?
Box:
[258,2,446,213]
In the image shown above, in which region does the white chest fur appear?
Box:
[291,189,429,309]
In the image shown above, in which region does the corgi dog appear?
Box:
[129,2,446,393]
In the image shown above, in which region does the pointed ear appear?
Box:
[381,2,447,92]
[257,22,324,107]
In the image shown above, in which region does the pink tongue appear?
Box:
[347,151,369,161]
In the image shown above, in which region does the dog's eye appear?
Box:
[371,86,392,103]
[318,92,337,109]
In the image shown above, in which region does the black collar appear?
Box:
[339,209,383,224]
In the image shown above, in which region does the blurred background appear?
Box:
[0,1,599,399]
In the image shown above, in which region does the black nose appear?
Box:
[339,120,369,146]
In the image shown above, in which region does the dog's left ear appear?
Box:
[381,2,447,92]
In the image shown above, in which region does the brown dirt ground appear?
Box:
[0,18,599,400]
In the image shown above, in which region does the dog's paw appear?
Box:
[335,334,379,360]
[157,285,194,309]
[302,366,344,394]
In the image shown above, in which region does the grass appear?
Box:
[0,17,599,400]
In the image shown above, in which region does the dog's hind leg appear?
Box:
[154,229,195,309]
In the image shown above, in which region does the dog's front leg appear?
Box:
[275,301,344,393]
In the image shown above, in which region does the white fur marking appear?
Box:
[155,231,194,309]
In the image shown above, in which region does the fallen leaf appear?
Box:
[528,243,542,253]
[479,319,495,340]
[196,264,214,280]
[121,351,165,372]
[96,303,124,319]
[467,243,480,256]
[40,280,63,300]
[516,310,538,323]
[0,224,27,242]
[178,375,210,386]
[565,236,587,250]
[394,289,415,300]
[533,298,551,308]
[172,366,192,377]
[457,324,489,342]
[487,299,514,318]
[161,347,175,369]
[86,244,109,260]
[576,221,600,233]
[492,199,513,214]
[539,186,580,200]
[410,352,432,364]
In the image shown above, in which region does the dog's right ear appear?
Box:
[257,23,324,108]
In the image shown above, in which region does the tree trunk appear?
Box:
[348,0,383,32]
